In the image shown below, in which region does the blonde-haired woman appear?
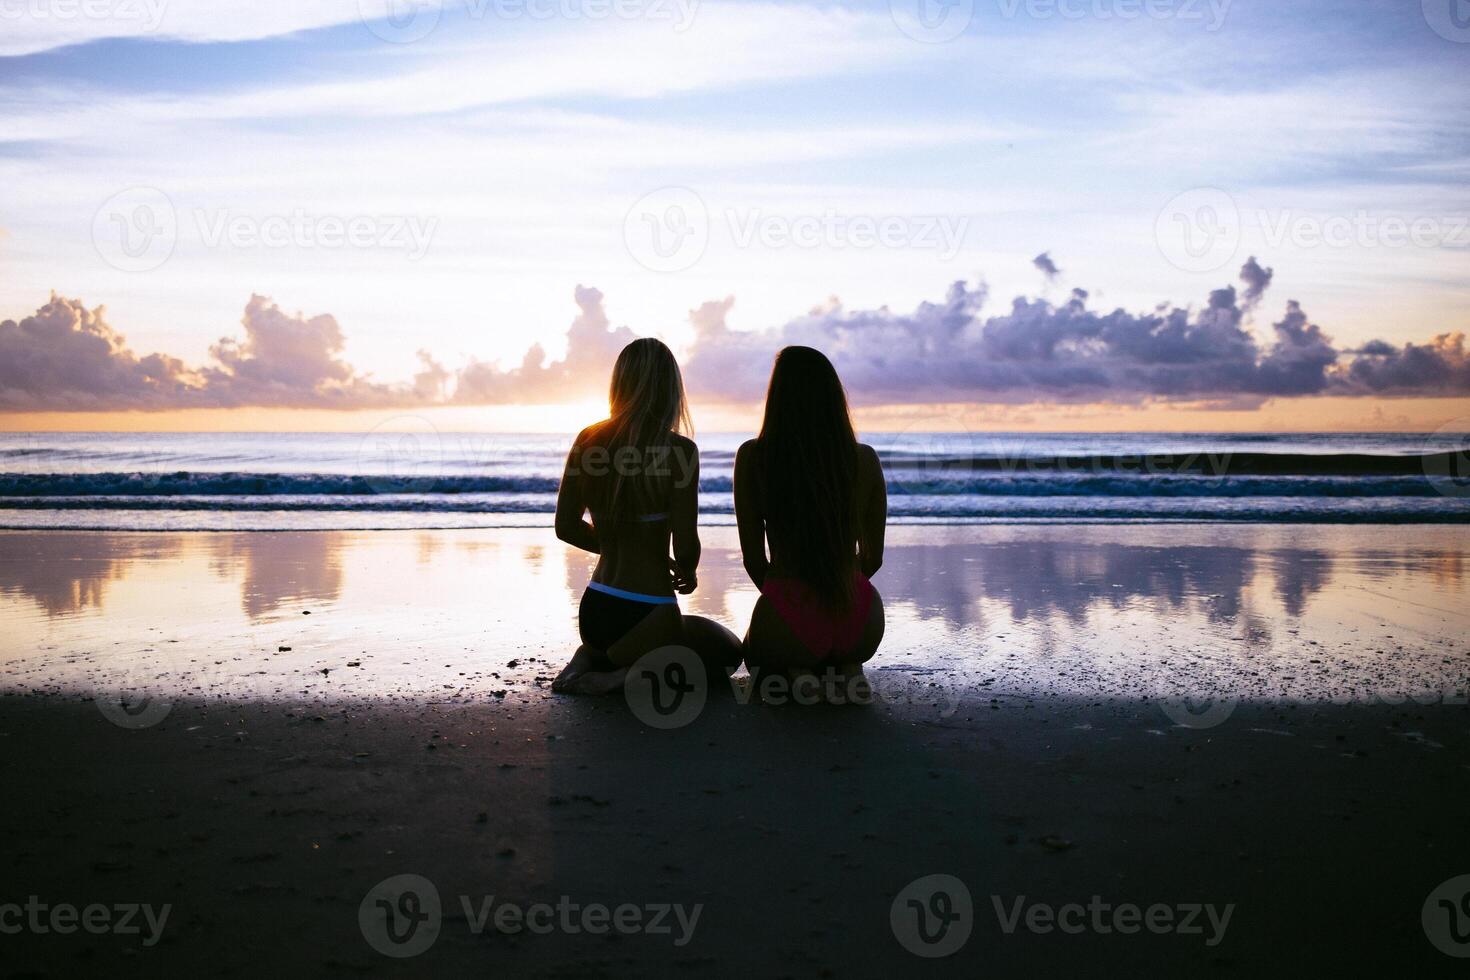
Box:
[551,338,741,694]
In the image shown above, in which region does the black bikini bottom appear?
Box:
[578,586,676,668]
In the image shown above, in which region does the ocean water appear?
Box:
[0,430,1467,530]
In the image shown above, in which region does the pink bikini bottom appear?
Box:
[761,573,874,660]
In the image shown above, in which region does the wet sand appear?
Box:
[2,526,1469,975]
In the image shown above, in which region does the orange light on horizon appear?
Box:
[1,396,1467,435]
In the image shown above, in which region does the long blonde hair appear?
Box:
[589,338,691,519]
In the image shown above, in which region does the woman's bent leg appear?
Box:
[681,614,744,679]
[604,603,685,669]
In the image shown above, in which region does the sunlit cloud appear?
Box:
[4,260,1466,412]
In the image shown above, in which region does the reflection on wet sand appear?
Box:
[204,533,345,620]
[0,532,183,617]
[1,526,1466,704]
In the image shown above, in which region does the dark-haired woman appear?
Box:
[552,338,742,695]
[734,346,886,702]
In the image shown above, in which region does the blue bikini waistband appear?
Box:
[586,581,679,605]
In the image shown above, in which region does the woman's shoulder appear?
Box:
[735,438,761,466]
[573,420,609,447]
[856,442,881,466]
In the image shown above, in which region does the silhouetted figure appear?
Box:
[552,339,741,695]
[735,346,887,703]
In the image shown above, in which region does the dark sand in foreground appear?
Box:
[2,526,1468,976]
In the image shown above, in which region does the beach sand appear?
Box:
[2,525,1468,976]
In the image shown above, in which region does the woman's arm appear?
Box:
[857,444,886,578]
[669,438,701,594]
[733,439,770,588]
[554,431,600,555]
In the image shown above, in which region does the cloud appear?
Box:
[450,285,637,404]
[681,259,1359,405]
[1239,255,1273,309]
[0,294,198,411]
[1333,332,1470,395]
[0,293,408,411]
[198,295,405,408]
[3,261,1467,413]
[1032,251,1061,281]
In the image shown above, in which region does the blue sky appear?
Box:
[0,0,1467,420]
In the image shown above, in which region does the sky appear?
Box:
[0,0,1468,431]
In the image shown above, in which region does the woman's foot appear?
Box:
[552,645,607,694]
[568,666,628,696]
[823,663,873,706]
[787,667,823,705]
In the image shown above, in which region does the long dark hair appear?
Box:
[585,338,692,520]
[757,346,859,611]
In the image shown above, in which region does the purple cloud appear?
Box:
[2,260,1466,412]
[1032,251,1061,281]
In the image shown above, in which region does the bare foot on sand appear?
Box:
[823,664,872,706]
[788,668,822,706]
[567,667,628,696]
[551,645,626,695]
